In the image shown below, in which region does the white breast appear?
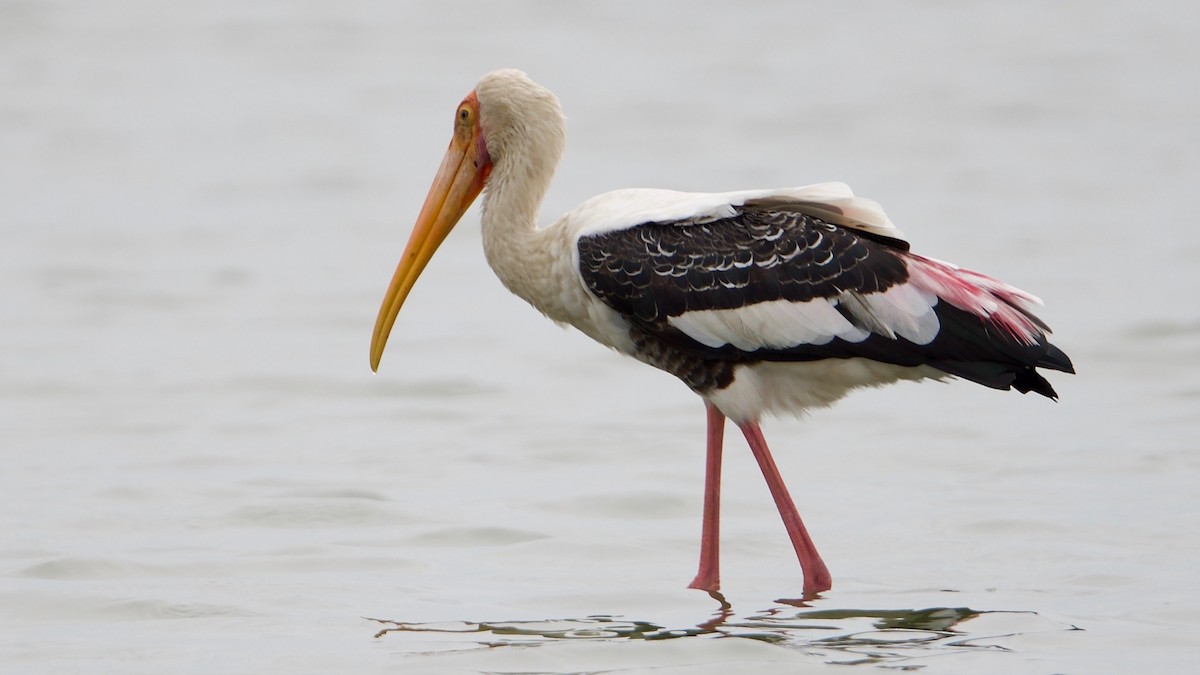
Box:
[706,359,948,423]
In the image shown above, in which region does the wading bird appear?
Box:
[369,69,1073,596]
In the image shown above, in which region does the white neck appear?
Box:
[480,161,554,309]
[475,69,569,321]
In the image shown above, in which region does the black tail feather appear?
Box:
[1038,341,1075,375]
[927,358,1063,401]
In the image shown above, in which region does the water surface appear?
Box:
[2,1,1198,672]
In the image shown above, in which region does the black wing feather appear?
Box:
[577,207,1072,398]
[578,208,908,323]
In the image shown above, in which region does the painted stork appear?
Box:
[369,69,1073,596]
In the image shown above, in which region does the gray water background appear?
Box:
[2,1,1198,672]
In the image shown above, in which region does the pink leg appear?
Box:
[688,404,725,592]
[738,420,832,596]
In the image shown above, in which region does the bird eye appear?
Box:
[458,106,471,124]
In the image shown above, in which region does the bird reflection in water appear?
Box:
[369,600,1074,666]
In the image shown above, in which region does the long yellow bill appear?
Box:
[370,93,490,371]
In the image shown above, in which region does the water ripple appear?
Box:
[368,604,1078,668]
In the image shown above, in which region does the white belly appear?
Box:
[704,359,948,424]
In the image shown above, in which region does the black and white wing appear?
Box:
[575,187,1073,397]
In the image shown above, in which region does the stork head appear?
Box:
[369,69,564,372]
